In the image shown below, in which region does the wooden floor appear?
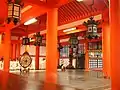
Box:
[0,71,82,90]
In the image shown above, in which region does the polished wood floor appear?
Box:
[0,71,82,90]
[11,70,111,90]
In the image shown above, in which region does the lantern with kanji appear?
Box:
[83,17,100,39]
[69,34,79,48]
[22,36,30,45]
[34,32,43,46]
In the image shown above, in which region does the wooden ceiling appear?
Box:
[3,0,108,36]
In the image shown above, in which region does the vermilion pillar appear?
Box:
[16,43,20,58]
[110,0,120,89]
[3,24,11,72]
[16,37,21,58]
[12,44,16,60]
[35,46,39,70]
[102,9,110,78]
[46,8,58,83]
[10,44,13,60]
[85,41,89,71]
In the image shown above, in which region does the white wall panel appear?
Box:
[20,45,25,55]
[39,57,46,69]
[20,45,36,55]
[59,58,76,68]
[29,45,35,55]
[30,57,35,70]
[59,58,69,67]
[40,46,46,56]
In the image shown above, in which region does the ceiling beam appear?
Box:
[39,14,101,34]
[22,0,70,8]
[24,13,101,37]
[22,0,50,8]
[0,0,7,24]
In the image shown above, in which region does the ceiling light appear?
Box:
[24,18,37,25]
[63,27,76,32]
[76,0,83,2]
[21,5,32,13]
[66,29,80,34]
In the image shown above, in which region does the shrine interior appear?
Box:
[0,0,119,90]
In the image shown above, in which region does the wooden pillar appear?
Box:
[35,46,39,70]
[102,9,110,78]
[46,8,58,83]
[85,41,89,71]
[3,24,12,72]
[110,0,120,89]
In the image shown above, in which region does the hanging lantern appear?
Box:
[83,17,100,39]
[34,32,43,46]
[69,34,79,48]
[7,0,22,25]
[22,36,30,45]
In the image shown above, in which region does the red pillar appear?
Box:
[12,44,16,60]
[10,44,13,59]
[85,41,89,71]
[35,46,39,70]
[16,37,21,58]
[102,9,110,78]
[16,43,20,58]
[110,0,120,89]
[3,24,11,72]
[46,8,58,83]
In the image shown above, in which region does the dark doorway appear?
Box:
[76,54,85,69]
